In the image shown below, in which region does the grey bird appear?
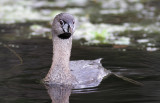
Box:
[44,13,142,89]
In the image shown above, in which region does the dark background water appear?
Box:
[0,0,160,103]
[0,37,160,103]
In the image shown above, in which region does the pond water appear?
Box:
[0,0,160,103]
[0,37,160,103]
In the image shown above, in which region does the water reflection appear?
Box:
[45,84,72,103]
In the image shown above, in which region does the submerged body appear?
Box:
[44,13,110,89]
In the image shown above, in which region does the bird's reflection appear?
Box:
[45,84,72,103]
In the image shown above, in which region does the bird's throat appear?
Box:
[44,35,74,85]
[52,37,72,68]
[58,33,71,39]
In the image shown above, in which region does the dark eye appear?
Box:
[60,20,64,25]
[73,21,75,24]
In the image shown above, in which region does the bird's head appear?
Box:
[52,13,75,39]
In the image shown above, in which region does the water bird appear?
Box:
[44,13,142,88]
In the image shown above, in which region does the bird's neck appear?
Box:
[44,35,75,85]
[51,36,72,72]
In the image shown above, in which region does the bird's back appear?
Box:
[70,58,111,88]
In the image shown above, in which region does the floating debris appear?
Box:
[30,24,51,37]
[146,47,159,52]
[137,39,149,43]
[0,0,61,24]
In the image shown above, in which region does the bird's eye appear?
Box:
[60,20,64,25]
[73,21,75,24]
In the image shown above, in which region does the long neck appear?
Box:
[44,34,74,85]
[51,35,72,71]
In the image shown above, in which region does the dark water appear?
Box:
[0,37,160,103]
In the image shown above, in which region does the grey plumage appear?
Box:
[44,13,111,89]
[70,58,111,88]
[43,13,143,89]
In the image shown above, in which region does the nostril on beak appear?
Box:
[68,25,70,33]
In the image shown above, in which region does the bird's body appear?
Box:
[70,59,111,88]
[44,13,142,89]
[44,13,111,89]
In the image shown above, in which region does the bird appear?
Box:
[43,13,142,89]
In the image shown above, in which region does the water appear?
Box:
[0,37,160,103]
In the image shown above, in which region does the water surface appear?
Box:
[0,37,160,103]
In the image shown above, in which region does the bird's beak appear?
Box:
[62,23,69,33]
[62,23,74,34]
